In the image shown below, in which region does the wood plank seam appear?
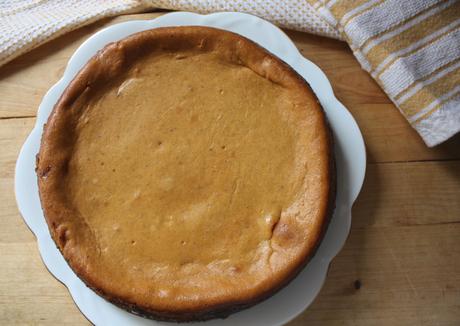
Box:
[367,158,460,164]
[0,115,36,120]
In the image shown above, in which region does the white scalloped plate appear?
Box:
[15,12,366,326]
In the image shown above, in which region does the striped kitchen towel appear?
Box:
[308,0,460,146]
[1,0,458,146]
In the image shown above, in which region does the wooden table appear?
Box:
[1,12,459,326]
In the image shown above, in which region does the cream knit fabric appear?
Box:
[1,0,458,146]
[0,0,147,67]
[0,0,339,67]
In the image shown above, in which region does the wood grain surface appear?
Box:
[1,12,459,326]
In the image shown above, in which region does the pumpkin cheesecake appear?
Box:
[36,26,335,321]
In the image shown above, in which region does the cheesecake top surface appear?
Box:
[37,26,333,315]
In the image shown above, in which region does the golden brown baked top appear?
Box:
[37,26,334,319]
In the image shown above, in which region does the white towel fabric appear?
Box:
[1,0,458,146]
[0,0,339,68]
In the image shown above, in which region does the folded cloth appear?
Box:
[307,0,460,146]
[0,0,458,146]
[0,0,339,68]
[0,0,147,67]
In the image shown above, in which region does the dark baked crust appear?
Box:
[36,26,336,322]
